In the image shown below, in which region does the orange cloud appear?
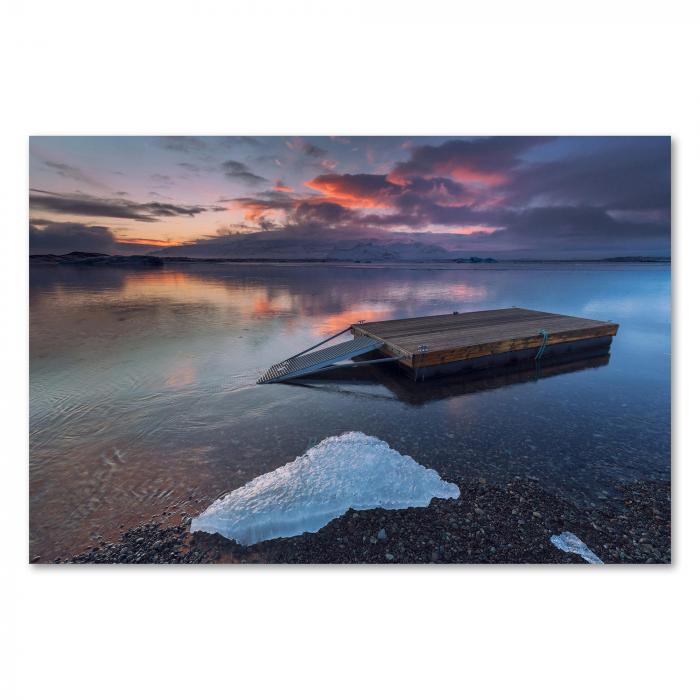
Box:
[230,200,288,222]
[454,225,498,235]
[304,174,396,209]
[240,202,272,221]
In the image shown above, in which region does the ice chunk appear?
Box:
[550,531,603,564]
[191,431,460,546]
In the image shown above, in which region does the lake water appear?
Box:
[29,262,671,560]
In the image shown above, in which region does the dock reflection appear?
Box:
[288,349,611,405]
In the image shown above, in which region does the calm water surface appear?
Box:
[29,262,671,559]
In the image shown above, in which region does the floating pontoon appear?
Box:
[257,307,619,384]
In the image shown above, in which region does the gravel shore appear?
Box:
[59,477,670,565]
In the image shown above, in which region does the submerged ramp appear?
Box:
[257,336,383,384]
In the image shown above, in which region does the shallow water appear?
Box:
[29,262,671,559]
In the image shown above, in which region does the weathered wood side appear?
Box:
[412,326,618,368]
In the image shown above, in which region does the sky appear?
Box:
[29,136,671,259]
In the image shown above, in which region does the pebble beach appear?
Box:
[55,476,670,565]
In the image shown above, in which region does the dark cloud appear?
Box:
[294,201,354,225]
[29,189,223,222]
[494,205,668,245]
[221,190,296,206]
[305,172,488,216]
[303,143,327,158]
[293,138,670,256]
[29,221,117,254]
[152,204,669,259]
[29,136,671,259]
[302,173,486,228]
[221,160,267,185]
[504,137,671,215]
[392,136,553,182]
[426,204,667,258]
[29,220,164,255]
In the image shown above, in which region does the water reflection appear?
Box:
[291,348,612,405]
[29,262,671,560]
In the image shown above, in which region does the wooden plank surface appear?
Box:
[351,307,618,368]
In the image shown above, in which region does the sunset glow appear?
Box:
[29,136,670,259]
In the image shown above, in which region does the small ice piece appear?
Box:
[550,531,604,564]
[191,431,460,546]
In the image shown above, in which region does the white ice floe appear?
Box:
[190,431,460,546]
[550,531,604,564]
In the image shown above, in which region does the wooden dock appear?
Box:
[350,307,619,380]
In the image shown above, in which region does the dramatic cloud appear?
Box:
[221,160,267,185]
[29,189,224,222]
[305,173,401,208]
[503,137,671,215]
[471,205,670,257]
[391,136,553,185]
[294,201,354,225]
[28,136,672,258]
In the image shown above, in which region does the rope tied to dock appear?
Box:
[534,329,549,361]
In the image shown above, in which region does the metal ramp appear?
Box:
[257,335,385,384]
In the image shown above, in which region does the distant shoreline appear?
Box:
[29,251,671,268]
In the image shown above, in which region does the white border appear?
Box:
[2,3,697,699]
